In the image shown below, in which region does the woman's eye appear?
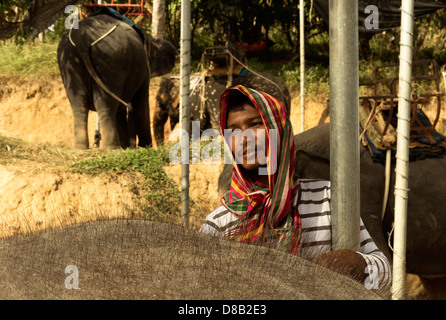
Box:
[226,128,242,138]
[251,121,263,127]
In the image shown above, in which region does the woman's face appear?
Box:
[226,103,267,172]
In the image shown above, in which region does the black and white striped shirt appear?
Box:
[200,179,391,288]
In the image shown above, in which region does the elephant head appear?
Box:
[146,36,178,78]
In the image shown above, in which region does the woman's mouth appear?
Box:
[243,149,256,160]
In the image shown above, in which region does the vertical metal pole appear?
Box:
[299,0,305,132]
[392,0,414,300]
[329,0,360,251]
[180,0,191,228]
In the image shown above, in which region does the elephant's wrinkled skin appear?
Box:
[58,14,177,149]
[218,123,446,277]
[153,71,291,145]
[0,219,383,300]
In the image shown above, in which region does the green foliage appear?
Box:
[73,144,182,223]
[74,145,170,177]
[163,0,325,59]
[0,38,60,77]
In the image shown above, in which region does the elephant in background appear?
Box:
[57,11,177,149]
[153,69,291,145]
[219,123,446,298]
[0,219,383,300]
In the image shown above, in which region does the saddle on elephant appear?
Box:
[202,42,250,85]
[359,59,446,163]
[88,6,146,44]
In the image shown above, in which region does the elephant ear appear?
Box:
[147,36,178,78]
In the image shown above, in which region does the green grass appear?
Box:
[0,135,86,166]
[0,39,60,77]
[72,143,183,223]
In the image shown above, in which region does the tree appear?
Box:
[152,0,166,39]
[0,0,81,40]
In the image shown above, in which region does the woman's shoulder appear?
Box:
[205,205,239,224]
[200,205,239,236]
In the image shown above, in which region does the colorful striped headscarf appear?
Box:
[219,85,301,255]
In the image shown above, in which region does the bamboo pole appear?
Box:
[392,0,414,300]
[180,0,191,228]
[329,0,360,251]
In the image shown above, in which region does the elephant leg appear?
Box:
[169,116,178,131]
[153,101,168,146]
[131,78,152,148]
[116,106,130,149]
[70,97,90,149]
[94,91,121,149]
[127,108,137,148]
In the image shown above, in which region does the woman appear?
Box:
[200,85,391,288]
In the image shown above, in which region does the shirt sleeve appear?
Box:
[357,218,392,289]
[199,205,237,238]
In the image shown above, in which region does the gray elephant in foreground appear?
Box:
[0,219,384,300]
[219,123,446,298]
[153,70,290,145]
[58,12,177,149]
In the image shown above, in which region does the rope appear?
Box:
[69,26,76,47]
[199,69,207,119]
[441,66,446,93]
[144,36,151,79]
[388,223,395,252]
[226,51,288,107]
[382,149,391,221]
[359,98,379,142]
[91,25,118,46]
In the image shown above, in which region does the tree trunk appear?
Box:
[152,0,166,39]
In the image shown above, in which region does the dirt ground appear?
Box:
[0,75,443,299]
